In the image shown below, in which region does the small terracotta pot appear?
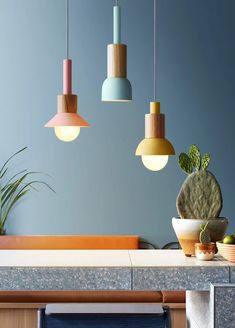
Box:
[195,242,215,260]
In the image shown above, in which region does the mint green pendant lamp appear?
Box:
[102,0,132,102]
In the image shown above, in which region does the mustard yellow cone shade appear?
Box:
[136,138,175,156]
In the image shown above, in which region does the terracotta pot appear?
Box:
[195,242,215,260]
[172,217,228,256]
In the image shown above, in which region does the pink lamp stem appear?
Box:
[63,59,72,94]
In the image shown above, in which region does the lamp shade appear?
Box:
[136,101,175,159]
[136,138,175,156]
[45,94,90,128]
[45,113,89,127]
[102,77,132,102]
[101,6,132,102]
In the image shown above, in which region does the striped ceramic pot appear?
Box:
[172,217,228,256]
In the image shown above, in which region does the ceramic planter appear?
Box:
[195,242,215,260]
[172,217,228,256]
[216,242,235,262]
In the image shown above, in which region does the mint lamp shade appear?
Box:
[102,4,132,102]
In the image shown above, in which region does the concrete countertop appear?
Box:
[0,250,233,291]
[0,249,232,267]
[0,250,131,267]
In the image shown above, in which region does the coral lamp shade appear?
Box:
[45,95,89,128]
[45,59,90,142]
[102,5,132,102]
[136,102,175,171]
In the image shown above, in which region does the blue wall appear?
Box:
[0,0,234,247]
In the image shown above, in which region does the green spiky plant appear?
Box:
[199,222,211,244]
[176,144,223,219]
[0,147,55,235]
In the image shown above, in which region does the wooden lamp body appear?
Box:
[136,102,175,156]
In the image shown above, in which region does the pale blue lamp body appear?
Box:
[102,6,132,102]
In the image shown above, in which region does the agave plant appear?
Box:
[0,147,54,235]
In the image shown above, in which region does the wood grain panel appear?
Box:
[170,308,186,328]
[0,291,162,303]
[107,44,126,78]
[0,309,37,328]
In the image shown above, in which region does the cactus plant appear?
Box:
[177,144,223,219]
[189,144,201,171]
[199,222,211,244]
[202,153,210,170]
[178,153,192,174]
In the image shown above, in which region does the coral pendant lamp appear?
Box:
[45,0,90,142]
[135,0,175,171]
[101,0,132,102]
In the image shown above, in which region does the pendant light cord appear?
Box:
[66,0,69,59]
[154,0,157,100]
[115,0,118,6]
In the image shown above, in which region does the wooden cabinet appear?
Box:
[0,303,185,328]
[0,304,40,328]
[0,309,38,328]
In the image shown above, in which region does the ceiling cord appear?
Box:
[154,0,157,100]
[66,0,69,59]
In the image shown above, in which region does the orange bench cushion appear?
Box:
[0,235,139,250]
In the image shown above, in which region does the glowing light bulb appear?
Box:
[141,155,168,171]
[54,126,80,142]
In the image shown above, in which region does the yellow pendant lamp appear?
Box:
[136,0,175,171]
[45,0,90,142]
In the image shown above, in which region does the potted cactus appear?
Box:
[195,222,216,260]
[172,144,228,256]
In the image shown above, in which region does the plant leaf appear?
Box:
[1,173,30,207]
[2,169,27,189]
[202,153,210,170]
[20,180,55,194]
[1,178,55,227]
[0,167,8,179]
[0,148,55,230]
[1,189,30,228]
[0,147,27,177]
[189,144,201,170]
[1,171,48,206]
[178,153,192,174]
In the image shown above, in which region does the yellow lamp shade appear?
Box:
[135,137,175,156]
